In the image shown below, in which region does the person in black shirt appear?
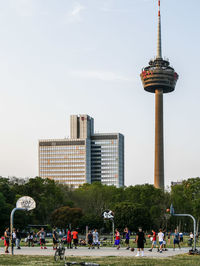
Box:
[4,228,10,253]
[135,228,145,257]
[53,227,58,250]
[87,231,93,249]
[16,229,21,249]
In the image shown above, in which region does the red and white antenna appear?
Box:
[157,0,162,59]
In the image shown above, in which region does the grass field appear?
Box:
[0,254,200,266]
[0,236,197,249]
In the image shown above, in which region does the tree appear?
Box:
[114,202,150,231]
[51,206,83,229]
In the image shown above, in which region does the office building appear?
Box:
[38,115,124,188]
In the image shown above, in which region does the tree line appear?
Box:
[0,176,199,235]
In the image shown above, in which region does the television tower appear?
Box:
[140,0,179,189]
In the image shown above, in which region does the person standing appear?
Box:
[158,229,164,253]
[72,229,79,249]
[148,229,157,252]
[124,227,130,250]
[87,230,93,249]
[52,227,58,250]
[16,229,21,249]
[67,228,72,249]
[135,228,145,257]
[4,228,10,253]
[12,228,17,247]
[167,231,171,245]
[92,229,100,249]
[163,229,168,251]
[173,229,181,250]
[114,229,120,250]
[179,232,183,243]
[38,228,47,249]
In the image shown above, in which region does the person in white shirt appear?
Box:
[158,229,164,253]
[92,229,100,249]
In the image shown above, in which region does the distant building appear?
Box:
[171,181,183,187]
[38,115,124,188]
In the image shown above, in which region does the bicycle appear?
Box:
[65,262,99,266]
[54,240,65,261]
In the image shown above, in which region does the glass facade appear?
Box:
[91,134,124,187]
[39,139,91,188]
[38,115,124,188]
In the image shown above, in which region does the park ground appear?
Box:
[1,254,200,266]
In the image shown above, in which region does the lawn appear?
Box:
[0,236,196,249]
[0,255,200,266]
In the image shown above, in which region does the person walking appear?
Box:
[67,228,72,249]
[173,229,181,250]
[135,228,145,257]
[38,228,47,249]
[92,229,100,249]
[16,229,21,249]
[158,229,164,253]
[87,230,93,249]
[148,229,157,252]
[4,228,10,253]
[72,229,79,249]
[114,229,120,250]
[124,227,130,250]
[52,227,58,250]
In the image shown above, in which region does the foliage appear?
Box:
[1,176,200,234]
[51,206,82,229]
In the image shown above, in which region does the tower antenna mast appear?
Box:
[157,0,162,59]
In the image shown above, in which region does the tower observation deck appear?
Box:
[140,0,179,189]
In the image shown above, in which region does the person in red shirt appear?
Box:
[149,229,157,252]
[114,229,120,250]
[72,229,78,249]
[67,228,72,249]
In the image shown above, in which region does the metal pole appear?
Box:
[86,226,88,245]
[112,219,115,245]
[10,208,26,255]
[173,214,196,250]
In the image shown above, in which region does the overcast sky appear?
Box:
[0,0,200,187]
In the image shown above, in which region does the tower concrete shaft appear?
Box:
[154,89,164,189]
[140,0,179,190]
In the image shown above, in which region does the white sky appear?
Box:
[0,0,200,187]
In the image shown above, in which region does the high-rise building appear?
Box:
[38,115,124,188]
[140,0,179,189]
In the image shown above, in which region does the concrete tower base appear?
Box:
[154,89,164,189]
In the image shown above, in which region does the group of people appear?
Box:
[113,228,185,257]
[2,226,193,255]
[3,227,21,253]
[87,229,100,249]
